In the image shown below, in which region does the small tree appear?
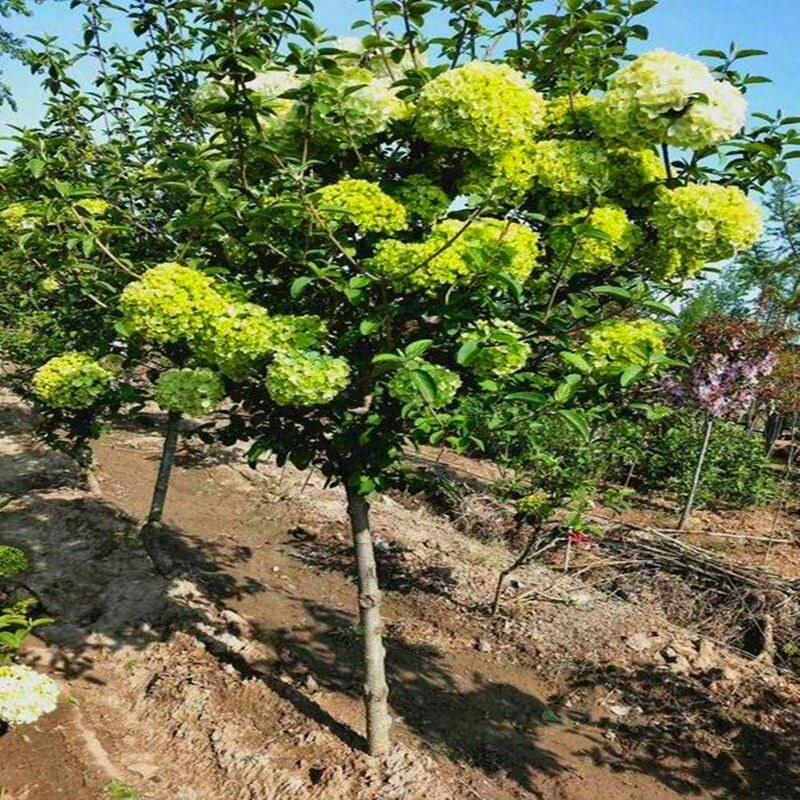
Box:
[7,0,799,757]
[666,316,784,528]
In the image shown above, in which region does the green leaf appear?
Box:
[27,158,45,178]
[591,285,633,301]
[456,340,480,366]
[410,368,437,404]
[560,351,590,373]
[620,365,644,387]
[734,48,768,59]
[290,276,313,298]
[359,318,381,336]
[557,409,590,442]
[504,391,546,404]
[405,339,433,359]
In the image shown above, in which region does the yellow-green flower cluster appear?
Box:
[550,205,641,271]
[530,139,610,197]
[463,144,538,202]
[307,68,409,149]
[517,490,553,521]
[371,217,540,291]
[667,79,747,150]
[387,360,461,408]
[154,368,225,417]
[651,184,763,266]
[119,263,227,346]
[198,303,328,381]
[596,49,747,149]
[415,60,546,158]
[0,545,29,578]
[544,94,599,135]
[74,198,111,216]
[0,201,38,232]
[265,351,350,407]
[315,179,407,234]
[584,319,668,369]
[459,320,532,378]
[388,174,450,224]
[0,664,59,726]
[607,147,666,205]
[39,277,61,295]
[31,352,113,410]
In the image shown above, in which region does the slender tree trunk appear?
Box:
[492,522,539,616]
[141,410,181,575]
[345,484,391,756]
[764,411,785,456]
[148,410,181,524]
[678,414,714,531]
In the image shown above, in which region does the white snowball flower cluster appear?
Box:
[0,664,59,726]
[597,49,748,150]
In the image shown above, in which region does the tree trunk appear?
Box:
[345,484,391,756]
[764,411,784,456]
[678,414,714,531]
[148,410,181,524]
[141,410,181,575]
[491,522,539,616]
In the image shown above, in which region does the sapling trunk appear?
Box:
[491,522,540,616]
[678,414,714,531]
[148,410,181,524]
[141,410,181,575]
[345,484,391,756]
[764,411,784,456]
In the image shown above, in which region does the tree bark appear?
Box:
[345,484,391,756]
[148,410,181,524]
[491,522,539,616]
[678,414,714,531]
[141,410,181,576]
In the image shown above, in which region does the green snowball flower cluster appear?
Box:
[651,184,763,270]
[667,80,748,151]
[530,139,610,197]
[544,94,599,135]
[462,144,538,202]
[119,263,227,346]
[606,147,666,205]
[265,351,351,407]
[315,179,407,234]
[517,490,554,522]
[198,303,329,381]
[550,205,642,271]
[459,320,532,378]
[39,277,61,295]
[0,201,38,232]
[596,49,747,149]
[388,174,450,224]
[306,67,409,149]
[387,360,461,408]
[31,352,113,410]
[415,60,546,158]
[74,198,111,217]
[154,368,225,417]
[371,217,540,291]
[0,664,59,726]
[584,319,668,369]
[0,545,29,577]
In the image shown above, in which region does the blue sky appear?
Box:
[1,0,798,136]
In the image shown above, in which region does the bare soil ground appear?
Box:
[1,388,799,800]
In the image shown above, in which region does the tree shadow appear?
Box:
[287,525,460,599]
[262,597,568,793]
[555,661,800,800]
[0,487,266,680]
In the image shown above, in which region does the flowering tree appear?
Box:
[4,0,797,755]
[666,316,785,527]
